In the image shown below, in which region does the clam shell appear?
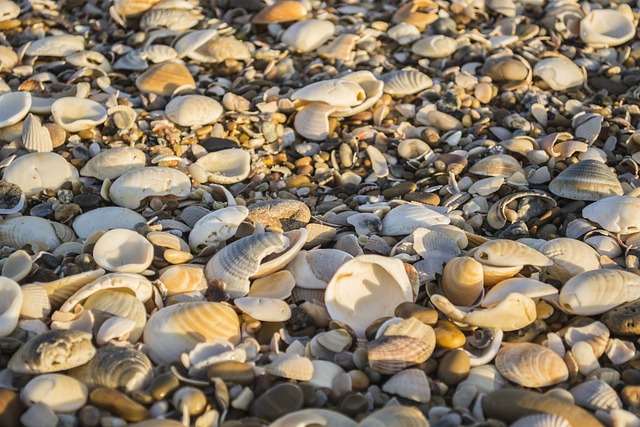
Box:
[292,79,364,107]
[294,102,335,141]
[332,71,384,118]
[140,8,201,31]
[165,95,224,127]
[559,269,640,315]
[325,255,414,337]
[25,35,84,57]
[9,330,95,374]
[174,28,218,60]
[159,265,206,297]
[135,61,196,97]
[114,50,148,70]
[93,229,154,273]
[21,113,52,153]
[474,239,552,267]
[281,19,335,53]
[3,249,32,282]
[0,277,21,336]
[3,152,77,196]
[67,346,153,393]
[496,343,569,387]
[109,167,191,210]
[334,234,364,257]
[533,57,585,91]
[580,9,635,46]
[441,256,484,307]
[413,228,461,278]
[19,284,50,320]
[481,278,558,307]
[266,354,314,381]
[285,249,353,290]
[84,289,147,343]
[195,149,251,184]
[234,297,291,322]
[382,369,431,403]
[487,191,556,230]
[0,216,61,251]
[469,154,524,178]
[50,98,107,133]
[255,228,307,277]
[39,269,106,311]
[549,160,623,201]
[511,414,572,427]
[20,374,88,412]
[0,92,30,129]
[381,204,449,236]
[358,406,429,427]
[539,238,600,282]
[271,409,357,427]
[80,147,146,181]
[411,35,457,58]
[381,69,433,96]
[582,196,640,234]
[72,207,146,239]
[143,302,240,364]
[206,36,251,62]
[368,335,434,375]
[67,50,112,72]
[565,321,609,358]
[570,380,622,411]
[248,270,295,299]
[204,232,289,299]
[252,1,308,24]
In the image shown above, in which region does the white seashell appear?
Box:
[286,249,353,290]
[539,238,601,282]
[331,71,384,118]
[80,147,147,181]
[93,229,154,273]
[3,152,77,197]
[294,102,335,141]
[582,196,640,234]
[306,359,345,389]
[387,23,421,45]
[292,79,365,107]
[346,213,382,236]
[249,270,295,300]
[255,228,307,278]
[511,414,572,427]
[559,269,640,315]
[366,145,388,178]
[188,205,249,252]
[580,9,635,47]
[50,97,107,132]
[585,235,621,258]
[325,255,414,337]
[565,218,597,239]
[534,57,585,91]
[194,149,251,184]
[19,284,50,320]
[72,207,146,239]
[113,50,148,70]
[174,28,218,60]
[184,340,245,378]
[96,316,136,345]
[397,138,434,161]
[271,409,357,427]
[0,0,19,21]
[411,35,457,58]
[26,35,85,57]
[206,36,252,62]
[474,239,552,267]
[83,289,146,343]
[2,249,32,282]
[51,306,95,334]
[266,354,314,381]
[140,8,202,31]
[141,44,177,63]
[606,339,636,365]
[382,369,431,403]
[109,167,191,209]
[281,19,335,53]
[0,216,61,251]
[570,380,622,411]
[381,69,432,96]
[496,343,568,388]
[66,51,112,72]
[0,91,31,128]
[21,113,52,153]
[381,204,449,236]
[165,95,224,127]
[235,297,291,322]
[441,256,484,307]
[565,321,609,358]
[0,277,21,336]
[481,278,558,307]
[20,374,88,412]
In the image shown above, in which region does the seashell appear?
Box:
[141,44,177,64]
[266,354,314,381]
[2,249,32,282]
[109,167,191,210]
[486,0,516,16]
[0,92,31,129]
[559,269,640,315]
[533,57,585,91]
[51,306,95,334]
[570,380,622,411]
[0,0,19,21]
[20,374,88,413]
[93,229,153,273]
[325,255,415,337]
[21,114,52,153]
[195,149,251,184]
[565,321,609,358]
[511,414,572,427]
[113,50,148,71]
[80,147,146,181]
[255,228,307,278]
[367,335,434,375]
[184,340,245,378]
[304,223,337,249]
[281,19,335,53]
[0,277,21,337]
[318,33,358,61]
[334,234,364,257]
[366,146,388,178]
[473,239,552,268]
[248,270,295,300]
[39,269,106,312]
[4,152,77,197]
[189,206,248,252]
[204,232,289,299]
[140,8,201,31]
[469,177,504,197]
[271,409,357,427]
[0,181,25,215]
[66,51,112,72]
[67,346,153,393]
[72,207,146,240]
[234,297,291,322]
[605,339,635,365]
[413,228,461,279]
[573,113,603,145]
[539,238,600,282]
[382,369,431,403]
[381,204,449,236]
[292,79,365,108]
[165,95,224,127]
[286,249,353,290]
[0,216,61,251]
[143,302,240,364]
[84,289,147,343]
[392,0,438,31]
[387,22,422,45]
[294,102,335,141]
[19,284,50,320]
[0,45,18,72]
[481,53,532,83]
[50,98,107,133]
[441,256,484,306]
[580,9,635,47]
[549,160,622,201]
[482,278,558,307]
[582,196,640,234]
[206,36,251,62]
[113,0,160,17]
[381,69,433,96]
[135,61,196,97]
[9,330,95,374]
[251,1,308,24]
[487,191,556,230]
[496,343,569,388]
[332,71,384,118]
[469,154,524,178]
[358,406,429,427]
[411,35,457,58]
[397,138,434,161]
[25,35,84,57]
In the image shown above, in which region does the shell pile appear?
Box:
[1,0,640,426]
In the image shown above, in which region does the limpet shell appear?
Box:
[165,95,224,127]
[0,92,31,129]
[281,19,335,53]
[195,149,251,184]
[533,57,585,91]
[20,374,88,413]
[559,269,640,315]
[582,196,640,234]
[93,229,154,273]
[549,160,623,201]
[0,216,61,251]
[80,147,146,181]
[496,343,569,388]
[109,167,191,209]
[580,9,635,46]
[381,69,433,96]
[50,98,108,133]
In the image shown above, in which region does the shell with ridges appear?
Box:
[80,147,146,181]
[382,369,431,402]
[135,61,196,97]
[539,238,601,282]
[294,102,336,141]
[255,228,307,278]
[367,335,434,375]
[441,256,484,307]
[565,321,609,358]
[266,354,314,381]
[3,152,77,197]
[570,380,622,411]
[511,414,572,427]
[411,35,457,58]
[39,269,106,311]
[270,409,357,427]
[0,277,21,336]
[496,343,569,387]
[381,204,449,236]
[549,160,623,201]
[381,69,433,96]
[158,265,206,297]
[109,167,191,210]
[21,113,52,153]
[474,239,552,267]
[0,216,61,251]
[84,289,147,343]
[19,284,50,320]
[358,406,429,427]
[165,95,224,127]
[470,154,524,178]
[285,249,353,290]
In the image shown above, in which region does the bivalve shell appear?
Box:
[251,1,307,24]
[496,343,569,388]
[381,203,449,236]
[0,92,30,129]
[582,196,640,234]
[293,102,335,141]
[20,374,87,413]
[0,277,21,336]
[469,154,524,178]
[281,19,335,53]
[441,256,484,307]
[549,160,623,201]
[234,297,291,322]
[165,95,224,127]
[285,249,353,289]
[3,152,77,197]
[84,289,147,343]
[50,98,108,133]
[80,147,146,181]
[21,113,52,153]
[481,278,558,307]
[511,414,572,427]
[368,335,434,375]
[474,239,552,267]
[534,57,585,91]
[266,354,314,381]
[358,406,429,427]
[570,380,622,411]
[292,79,365,107]
[580,9,635,46]
[0,216,61,251]
[93,229,154,273]
[539,238,601,282]
[411,35,457,58]
[271,409,357,427]
[195,149,251,184]
[382,369,431,402]
[559,269,640,315]
[135,61,196,97]
[109,167,191,209]
[188,205,248,252]
[381,69,433,96]
[25,35,84,57]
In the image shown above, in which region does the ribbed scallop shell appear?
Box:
[549,160,622,201]
[469,154,524,178]
[266,354,314,381]
[580,9,635,46]
[165,95,224,127]
[496,343,569,387]
[19,284,50,320]
[195,149,251,184]
[39,269,106,311]
[0,216,61,251]
[67,346,153,393]
[381,204,449,236]
[368,335,434,375]
[381,69,433,96]
[570,380,622,411]
[539,238,600,282]
[474,239,552,267]
[559,269,640,315]
[294,102,335,141]
[109,167,191,210]
[358,406,429,427]
[140,8,201,31]
[143,302,240,364]
[204,232,289,299]
[382,369,431,403]
[413,228,461,279]
[481,278,558,307]
[511,414,572,427]
[84,290,147,343]
[582,196,640,234]
[441,256,484,306]
[21,113,52,153]
[80,147,146,181]
[50,98,108,133]
[251,0,308,24]
[3,152,77,197]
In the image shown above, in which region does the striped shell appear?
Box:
[469,154,524,178]
[570,380,622,411]
[381,69,433,96]
[39,269,106,311]
[294,102,335,141]
[368,335,434,375]
[382,369,431,402]
[381,204,449,236]
[84,290,147,343]
[266,354,314,381]
[0,216,61,251]
[511,414,572,427]
[559,269,640,315]
[539,238,601,282]
[358,406,428,427]
[474,239,552,267]
[549,160,623,201]
[441,256,484,306]
[21,113,53,153]
[496,343,569,387]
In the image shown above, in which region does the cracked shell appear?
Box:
[109,167,191,210]
[195,149,251,184]
[188,205,248,252]
[496,343,568,388]
[582,196,640,234]
[534,57,585,91]
[50,98,107,133]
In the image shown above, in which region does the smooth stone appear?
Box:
[0,389,22,427]
[394,302,438,325]
[149,373,180,400]
[434,320,466,349]
[208,361,256,385]
[21,374,88,412]
[90,388,149,422]
[78,405,101,427]
[403,192,440,205]
[438,349,470,386]
[589,77,627,95]
[339,393,368,417]
[201,137,239,152]
[247,199,311,232]
[621,386,640,409]
[622,369,640,386]
[250,383,303,421]
[601,300,640,335]
[21,403,57,427]
[382,181,417,199]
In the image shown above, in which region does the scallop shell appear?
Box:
[382,369,431,403]
[533,57,585,91]
[84,289,147,343]
[143,302,240,364]
[358,406,429,427]
[474,239,552,267]
[39,269,106,312]
[141,44,177,63]
[21,114,52,153]
[580,9,635,46]
[411,35,457,58]
[135,61,196,97]
[67,346,153,393]
[0,277,21,337]
[140,8,201,31]
[381,204,449,236]
[194,149,251,185]
[281,19,335,53]
[292,79,365,108]
[80,147,146,181]
[413,228,461,279]
[109,167,191,209]
[582,196,640,234]
[570,380,622,411]
[367,335,434,375]
[165,95,224,127]
[271,409,357,427]
[9,330,96,374]
[3,152,77,197]
[50,98,107,133]
[441,256,484,307]
[470,154,524,178]
[559,269,640,315]
[539,238,600,282]
[285,249,353,290]
[204,232,289,299]
[93,229,154,273]
[20,374,88,413]
[266,354,314,381]
[511,414,572,427]
[481,278,558,307]
[294,102,336,141]
[496,343,568,388]
[25,35,84,57]
[381,69,433,96]
[549,160,623,201]
[325,255,415,337]
[19,284,50,320]
[251,1,308,24]
[0,216,61,251]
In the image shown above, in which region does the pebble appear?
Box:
[601,299,640,335]
[394,302,439,325]
[208,361,256,385]
[437,349,470,386]
[250,383,304,421]
[246,199,311,232]
[434,320,467,349]
[149,373,180,400]
[0,389,22,427]
[381,181,417,199]
[89,388,149,422]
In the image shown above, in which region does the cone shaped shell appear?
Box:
[143,302,240,364]
[549,160,622,201]
[496,343,568,388]
[474,239,552,267]
[441,256,484,306]
[559,269,640,315]
[80,147,146,181]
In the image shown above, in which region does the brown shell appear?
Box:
[469,154,524,178]
[368,335,434,375]
[251,1,307,24]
